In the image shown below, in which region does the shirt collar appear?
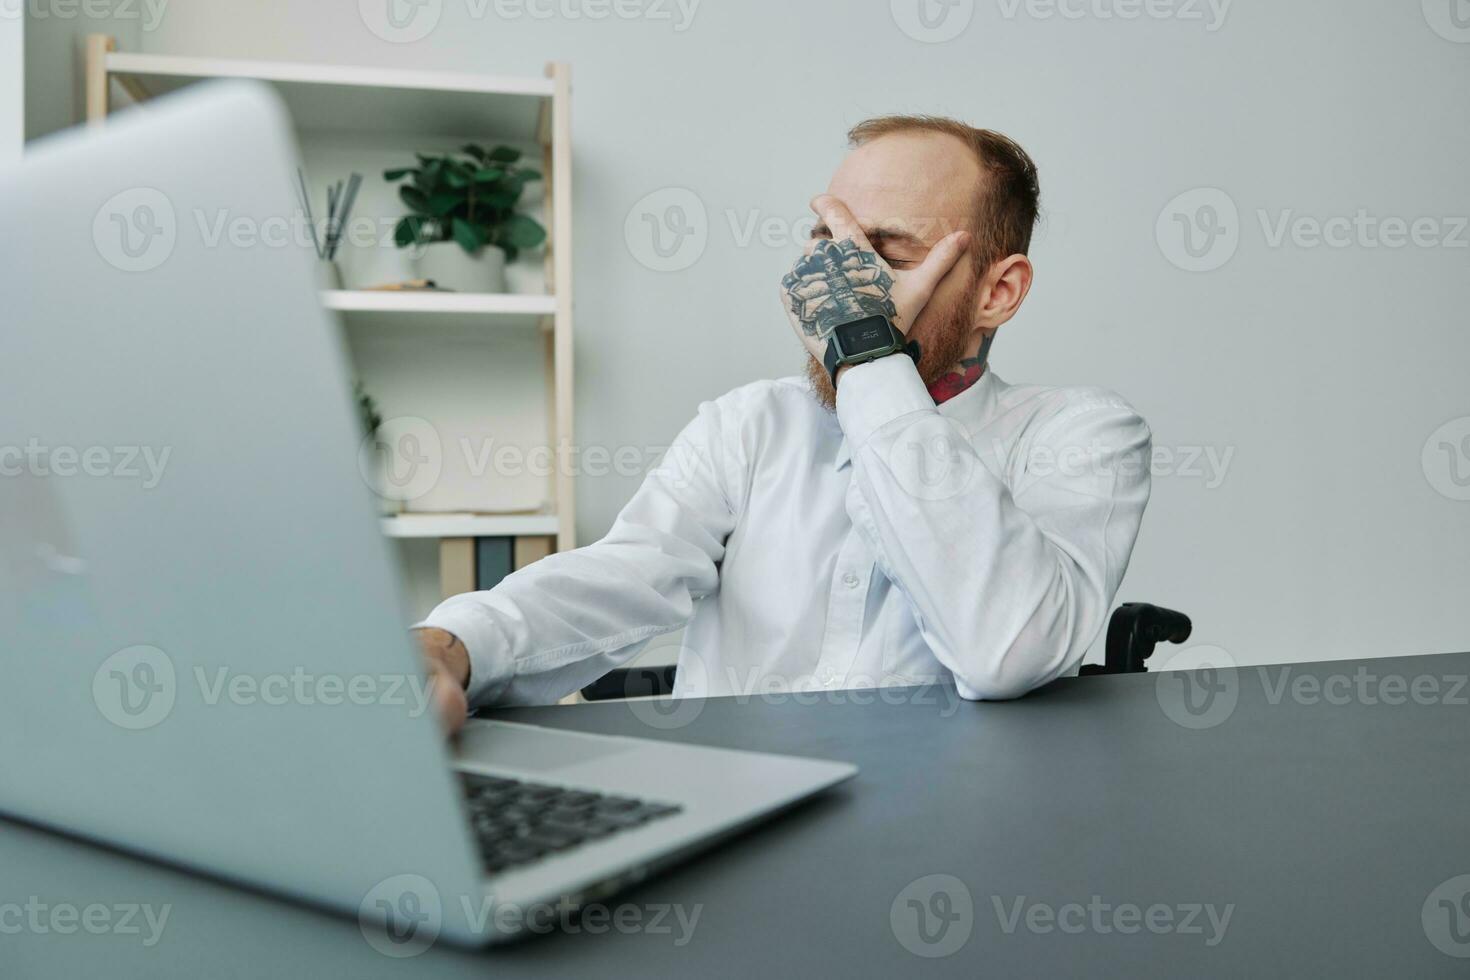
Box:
[834,367,1002,470]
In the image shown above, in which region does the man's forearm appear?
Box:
[835,356,1152,699]
[415,397,738,708]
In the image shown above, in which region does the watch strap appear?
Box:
[823,319,920,385]
[822,337,841,384]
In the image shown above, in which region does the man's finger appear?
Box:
[811,195,872,251]
[902,230,971,311]
[426,661,468,735]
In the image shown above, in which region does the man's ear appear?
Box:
[975,254,1034,330]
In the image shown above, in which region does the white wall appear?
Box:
[22,4,140,143]
[0,11,19,160]
[36,0,1470,667]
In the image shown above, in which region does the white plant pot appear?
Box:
[414,241,507,294]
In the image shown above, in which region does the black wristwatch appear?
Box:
[822,314,918,385]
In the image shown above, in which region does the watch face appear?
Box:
[833,315,896,357]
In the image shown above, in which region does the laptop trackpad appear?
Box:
[455,720,639,773]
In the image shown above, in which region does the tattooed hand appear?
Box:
[780,195,970,367]
[783,238,898,339]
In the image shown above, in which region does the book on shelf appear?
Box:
[438,538,476,597]
[475,537,513,591]
[437,535,556,599]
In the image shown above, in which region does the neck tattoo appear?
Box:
[928,354,985,404]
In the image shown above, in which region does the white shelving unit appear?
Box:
[323,289,557,318]
[323,290,557,333]
[90,52,554,136]
[382,514,561,539]
[85,38,578,611]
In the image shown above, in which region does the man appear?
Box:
[417,116,1152,732]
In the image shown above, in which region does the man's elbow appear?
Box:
[949,591,1092,701]
[951,660,1057,701]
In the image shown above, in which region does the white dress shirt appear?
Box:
[421,354,1152,707]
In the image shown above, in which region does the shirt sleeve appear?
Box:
[416,397,741,707]
[835,355,1152,700]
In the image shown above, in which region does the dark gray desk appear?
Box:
[7,651,1470,978]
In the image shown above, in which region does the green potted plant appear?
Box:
[352,380,399,515]
[354,379,384,439]
[384,144,546,293]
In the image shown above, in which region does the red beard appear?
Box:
[804,286,979,410]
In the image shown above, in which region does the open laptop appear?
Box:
[0,81,856,947]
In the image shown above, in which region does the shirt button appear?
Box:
[841,572,860,589]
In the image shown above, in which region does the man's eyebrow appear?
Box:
[809,222,929,247]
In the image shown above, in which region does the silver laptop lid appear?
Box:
[0,82,486,939]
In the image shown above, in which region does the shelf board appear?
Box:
[105,52,551,141]
[382,514,559,539]
[324,290,554,332]
[324,290,554,315]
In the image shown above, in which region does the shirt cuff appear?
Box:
[412,603,512,707]
[834,353,935,450]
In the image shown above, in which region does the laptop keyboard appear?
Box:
[460,773,683,876]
